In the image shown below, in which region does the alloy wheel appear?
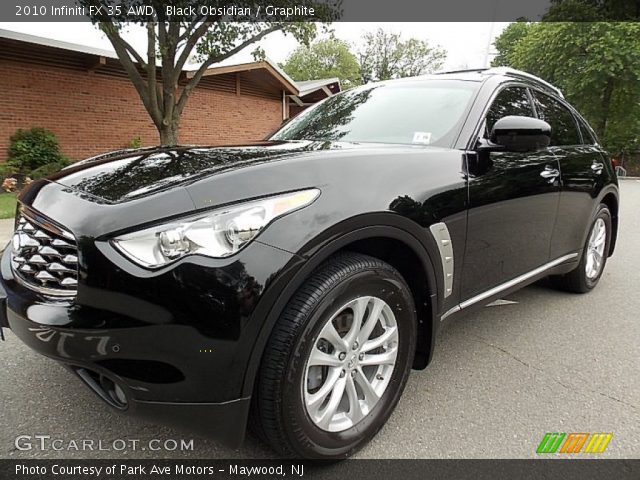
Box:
[585,217,607,280]
[303,296,399,432]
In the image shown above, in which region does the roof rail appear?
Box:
[486,67,564,98]
[435,67,563,98]
[436,68,489,75]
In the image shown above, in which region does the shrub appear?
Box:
[0,163,16,178]
[129,136,143,149]
[7,128,64,174]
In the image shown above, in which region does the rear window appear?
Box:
[576,116,597,145]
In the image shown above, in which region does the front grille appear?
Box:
[11,211,78,297]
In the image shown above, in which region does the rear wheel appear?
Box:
[551,203,611,293]
[251,253,416,459]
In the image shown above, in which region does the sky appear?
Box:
[0,22,509,72]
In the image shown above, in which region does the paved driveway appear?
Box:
[0,219,13,245]
[1,181,638,459]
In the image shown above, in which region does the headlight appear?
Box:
[112,189,320,268]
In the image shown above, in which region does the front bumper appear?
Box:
[1,227,298,447]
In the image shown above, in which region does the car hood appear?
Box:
[20,140,461,239]
[46,140,409,204]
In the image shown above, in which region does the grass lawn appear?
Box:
[0,192,17,219]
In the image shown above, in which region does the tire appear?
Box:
[250,252,417,459]
[551,203,612,293]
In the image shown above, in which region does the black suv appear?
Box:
[0,68,619,459]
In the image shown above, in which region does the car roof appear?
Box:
[365,68,563,99]
[434,67,564,98]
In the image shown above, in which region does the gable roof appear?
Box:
[185,58,299,95]
[0,27,118,59]
[296,78,341,97]
[0,28,339,98]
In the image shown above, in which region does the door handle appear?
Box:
[540,165,560,182]
[591,162,604,174]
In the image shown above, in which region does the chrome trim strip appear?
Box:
[440,253,579,321]
[429,222,454,298]
[12,273,76,298]
[20,207,75,241]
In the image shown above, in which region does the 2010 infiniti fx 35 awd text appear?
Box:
[0,68,618,459]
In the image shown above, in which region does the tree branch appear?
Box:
[146,21,162,127]
[174,24,283,118]
[98,23,151,107]
[177,16,207,43]
[86,0,147,68]
[173,21,215,84]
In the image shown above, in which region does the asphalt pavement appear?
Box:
[1,180,638,459]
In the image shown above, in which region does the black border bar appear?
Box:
[2,459,640,480]
[3,0,640,22]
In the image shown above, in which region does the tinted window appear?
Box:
[532,91,581,146]
[271,80,478,147]
[485,87,534,134]
[576,116,597,145]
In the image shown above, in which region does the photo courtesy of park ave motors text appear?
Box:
[0,0,639,472]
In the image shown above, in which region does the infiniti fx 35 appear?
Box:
[0,68,619,459]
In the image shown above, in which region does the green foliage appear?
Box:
[544,0,640,21]
[491,21,532,67]
[129,136,143,149]
[0,163,16,178]
[0,193,17,219]
[30,159,72,179]
[194,21,325,63]
[7,128,65,174]
[4,128,71,179]
[492,21,640,154]
[282,38,361,88]
[358,28,446,83]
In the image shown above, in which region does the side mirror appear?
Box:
[489,116,551,152]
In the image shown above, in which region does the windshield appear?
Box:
[271,80,479,147]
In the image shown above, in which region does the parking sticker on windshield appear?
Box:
[412,132,432,144]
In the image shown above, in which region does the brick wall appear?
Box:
[0,59,283,162]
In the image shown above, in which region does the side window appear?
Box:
[577,116,597,145]
[485,87,534,136]
[532,91,581,146]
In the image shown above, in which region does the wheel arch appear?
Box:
[242,216,442,398]
[599,189,619,256]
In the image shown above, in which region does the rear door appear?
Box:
[461,85,561,300]
[530,90,609,257]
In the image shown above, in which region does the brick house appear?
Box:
[0,29,340,162]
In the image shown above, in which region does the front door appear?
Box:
[461,86,561,300]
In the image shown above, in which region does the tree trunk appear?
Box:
[598,77,615,140]
[158,122,180,146]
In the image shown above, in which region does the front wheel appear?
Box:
[551,203,612,293]
[251,253,417,459]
